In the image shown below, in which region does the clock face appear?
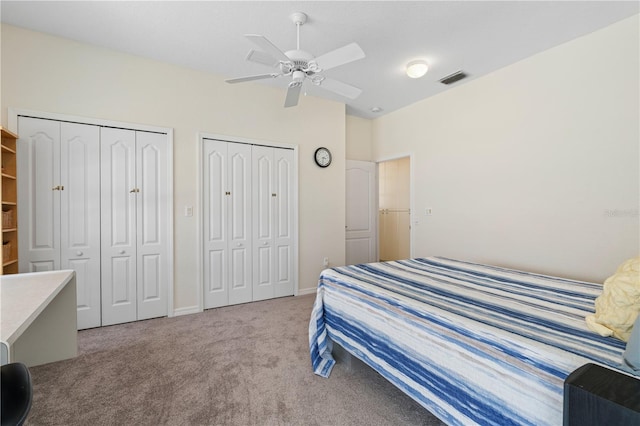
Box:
[314,147,332,168]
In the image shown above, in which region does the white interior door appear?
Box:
[135,131,168,320]
[203,140,252,308]
[252,145,276,301]
[252,146,294,300]
[203,139,296,309]
[101,127,137,326]
[60,122,101,330]
[273,148,294,297]
[16,111,172,329]
[17,117,61,273]
[227,142,252,305]
[203,139,229,309]
[346,160,377,265]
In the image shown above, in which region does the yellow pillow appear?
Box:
[585,256,640,342]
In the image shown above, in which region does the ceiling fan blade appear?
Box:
[246,49,280,68]
[225,73,279,84]
[245,34,291,63]
[318,77,362,99]
[314,42,365,71]
[284,84,302,108]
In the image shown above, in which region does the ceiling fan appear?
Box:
[225,12,366,108]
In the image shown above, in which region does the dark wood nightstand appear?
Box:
[564,363,640,426]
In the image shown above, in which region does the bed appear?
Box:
[309,257,628,425]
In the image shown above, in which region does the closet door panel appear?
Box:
[17,117,61,273]
[227,143,252,305]
[69,257,93,316]
[252,146,274,301]
[136,131,168,320]
[203,140,296,308]
[60,122,101,329]
[274,149,294,297]
[140,253,161,300]
[101,128,137,326]
[108,256,135,305]
[203,140,228,309]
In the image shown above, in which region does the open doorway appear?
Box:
[378,157,410,261]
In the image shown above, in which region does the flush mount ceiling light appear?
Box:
[406,60,429,78]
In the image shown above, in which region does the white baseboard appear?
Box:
[172,291,315,316]
[172,306,202,317]
[297,287,317,296]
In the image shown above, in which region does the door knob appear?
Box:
[263,241,268,245]
[119,250,125,254]
[237,243,242,247]
[76,251,83,256]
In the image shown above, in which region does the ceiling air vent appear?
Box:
[439,71,467,85]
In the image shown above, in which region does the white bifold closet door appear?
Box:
[18,117,101,330]
[252,145,294,301]
[100,128,169,326]
[202,139,294,309]
[203,140,253,308]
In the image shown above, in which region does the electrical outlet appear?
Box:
[425,208,433,216]
[323,257,329,267]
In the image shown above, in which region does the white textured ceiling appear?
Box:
[1,1,638,119]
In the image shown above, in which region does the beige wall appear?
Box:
[345,114,373,161]
[373,15,640,282]
[1,24,346,311]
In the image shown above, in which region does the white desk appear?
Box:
[1,270,77,366]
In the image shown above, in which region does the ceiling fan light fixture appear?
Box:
[227,12,366,108]
[406,60,429,78]
[291,70,305,84]
[310,75,325,85]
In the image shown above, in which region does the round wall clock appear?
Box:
[314,147,332,168]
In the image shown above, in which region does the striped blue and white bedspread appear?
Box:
[309,257,627,426]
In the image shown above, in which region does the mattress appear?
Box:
[309,257,627,425]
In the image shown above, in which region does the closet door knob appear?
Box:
[119,250,125,255]
[237,243,243,247]
[263,241,268,245]
[76,251,83,256]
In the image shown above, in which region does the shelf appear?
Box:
[0,127,19,140]
[1,126,19,275]
[1,144,16,154]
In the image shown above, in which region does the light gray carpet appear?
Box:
[25,294,444,425]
